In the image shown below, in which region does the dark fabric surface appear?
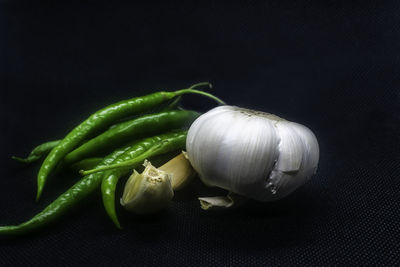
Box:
[1,1,399,266]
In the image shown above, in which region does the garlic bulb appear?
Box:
[186,106,319,202]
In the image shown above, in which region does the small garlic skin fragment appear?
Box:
[198,195,234,210]
[186,106,319,202]
[120,161,174,214]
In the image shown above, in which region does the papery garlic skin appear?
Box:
[186,106,319,202]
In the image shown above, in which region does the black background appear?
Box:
[1,1,399,266]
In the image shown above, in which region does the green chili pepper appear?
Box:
[12,140,61,164]
[54,157,104,175]
[80,131,187,176]
[12,96,182,167]
[111,95,182,125]
[11,99,180,166]
[0,132,187,235]
[37,82,223,200]
[0,142,136,235]
[99,131,187,228]
[63,110,198,165]
[69,158,103,173]
[101,172,123,229]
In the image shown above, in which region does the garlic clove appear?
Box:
[263,122,320,201]
[120,160,174,214]
[265,170,303,200]
[290,122,320,175]
[187,105,280,196]
[274,121,303,172]
[158,152,195,190]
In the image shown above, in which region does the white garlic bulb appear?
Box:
[186,106,319,202]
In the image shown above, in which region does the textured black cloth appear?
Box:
[1,1,399,266]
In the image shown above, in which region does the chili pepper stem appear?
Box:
[164,96,182,110]
[188,82,212,89]
[80,142,166,176]
[174,88,226,105]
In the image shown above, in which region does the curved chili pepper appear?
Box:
[101,172,123,228]
[0,131,187,235]
[12,140,60,164]
[0,141,136,235]
[63,110,198,165]
[11,99,181,166]
[80,131,187,176]
[68,158,103,173]
[100,131,187,228]
[37,82,223,200]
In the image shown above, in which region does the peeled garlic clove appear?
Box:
[120,160,174,214]
[158,152,195,191]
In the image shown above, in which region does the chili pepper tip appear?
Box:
[11,156,27,163]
